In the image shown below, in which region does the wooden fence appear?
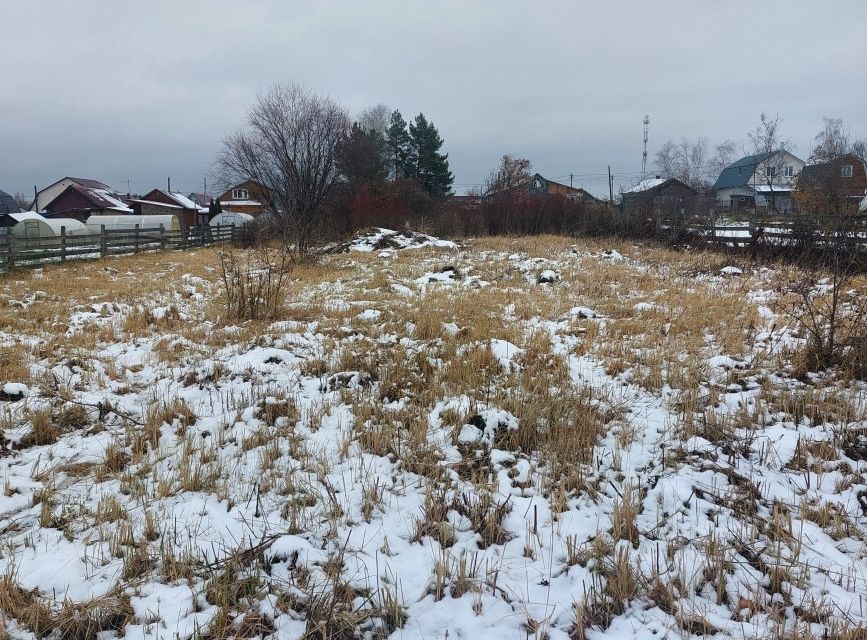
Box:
[669,217,867,251]
[0,224,238,270]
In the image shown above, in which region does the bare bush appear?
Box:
[777,242,867,377]
[217,244,293,321]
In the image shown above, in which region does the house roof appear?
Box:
[0,190,21,214]
[48,185,131,213]
[713,150,809,190]
[622,177,667,194]
[67,177,112,190]
[129,199,184,209]
[622,177,695,195]
[188,192,211,207]
[140,190,207,212]
[799,154,866,187]
[713,152,775,190]
[529,173,600,200]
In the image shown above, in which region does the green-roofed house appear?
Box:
[713,150,804,213]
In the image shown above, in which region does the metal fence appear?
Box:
[0,223,238,270]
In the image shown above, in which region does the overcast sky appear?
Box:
[2,1,865,198]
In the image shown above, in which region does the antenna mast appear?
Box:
[641,115,650,180]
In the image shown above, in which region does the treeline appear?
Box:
[331,107,454,233]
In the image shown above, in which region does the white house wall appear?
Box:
[32,179,78,212]
[750,151,805,189]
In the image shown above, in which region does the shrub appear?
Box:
[217,244,293,321]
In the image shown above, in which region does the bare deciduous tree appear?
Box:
[485,154,532,194]
[853,139,867,167]
[747,112,793,213]
[357,104,391,137]
[218,82,351,259]
[809,117,851,164]
[655,138,707,188]
[655,138,737,190]
[708,140,738,180]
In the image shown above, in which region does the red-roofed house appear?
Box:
[41,184,132,221]
[131,190,207,226]
[217,181,269,217]
[33,177,116,213]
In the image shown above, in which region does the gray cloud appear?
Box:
[2,0,865,198]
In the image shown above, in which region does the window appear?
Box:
[783,165,793,178]
[765,166,776,178]
[842,164,854,178]
[232,188,249,200]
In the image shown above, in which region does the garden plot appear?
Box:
[0,235,865,639]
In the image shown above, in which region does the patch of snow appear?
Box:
[720,265,743,276]
[355,309,382,322]
[347,227,457,252]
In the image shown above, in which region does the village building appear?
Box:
[621,177,697,214]
[713,151,805,213]
[32,177,115,213]
[217,180,270,216]
[41,184,132,222]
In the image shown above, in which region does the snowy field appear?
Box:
[0,231,865,639]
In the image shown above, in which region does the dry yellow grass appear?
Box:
[1,234,863,640]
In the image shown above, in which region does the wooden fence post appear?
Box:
[100,225,107,258]
[134,224,140,253]
[159,225,166,251]
[60,226,67,262]
[5,227,14,269]
[230,224,236,244]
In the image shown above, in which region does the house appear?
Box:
[794,153,867,214]
[32,177,114,213]
[527,174,599,201]
[713,151,805,213]
[130,190,208,227]
[621,177,697,214]
[41,184,132,222]
[0,189,21,214]
[187,193,211,208]
[217,180,269,216]
[487,173,600,202]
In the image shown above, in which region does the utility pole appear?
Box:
[33,185,38,212]
[570,173,573,189]
[608,166,614,203]
[641,115,650,181]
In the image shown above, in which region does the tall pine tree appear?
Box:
[409,113,453,197]
[386,110,413,180]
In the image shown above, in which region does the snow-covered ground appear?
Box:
[0,235,865,639]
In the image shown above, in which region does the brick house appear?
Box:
[217,180,269,217]
[795,154,867,215]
